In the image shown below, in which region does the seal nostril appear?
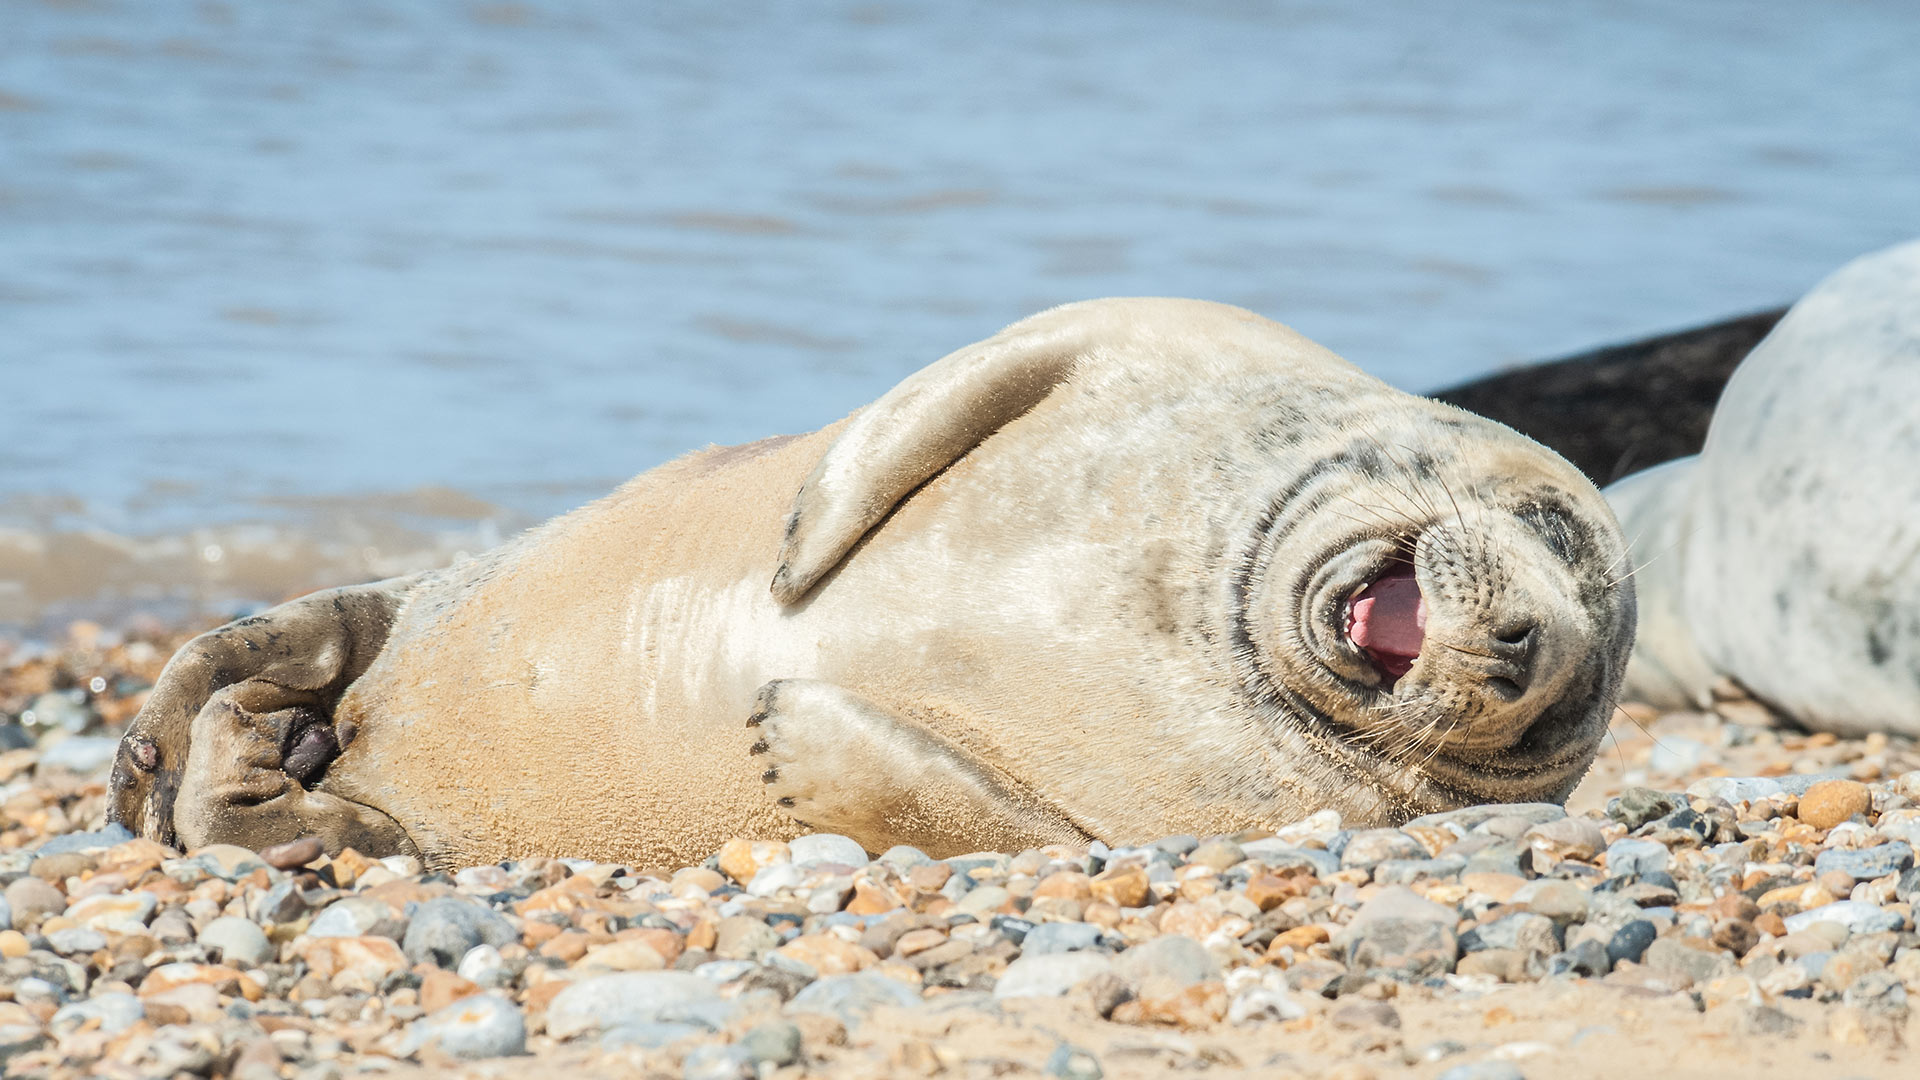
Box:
[1494,622,1538,647]
[1487,676,1525,702]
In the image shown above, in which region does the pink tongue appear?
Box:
[1348,564,1426,673]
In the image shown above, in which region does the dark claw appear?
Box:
[762,768,779,783]
[749,739,769,755]
[745,709,766,728]
[777,797,795,808]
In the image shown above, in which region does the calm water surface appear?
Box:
[3,0,1917,625]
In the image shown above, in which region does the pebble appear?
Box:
[403,896,519,967]
[306,897,405,939]
[400,993,527,1059]
[546,972,720,1039]
[198,915,273,967]
[49,993,144,1036]
[995,952,1115,998]
[1798,779,1873,829]
[789,833,869,868]
[1111,933,1218,989]
[63,890,156,932]
[1783,901,1906,936]
[785,971,923,1027]
[1814,841,1914,880]
[36,735,117,774]
[1023,921,1104,954]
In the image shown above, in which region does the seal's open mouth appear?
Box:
[1345,562,1426,685]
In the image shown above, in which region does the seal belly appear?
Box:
[323,429,837,868]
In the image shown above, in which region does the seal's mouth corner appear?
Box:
[1344,561,1426,686]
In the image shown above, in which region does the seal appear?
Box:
[1606,240,1920,736]
[111,298,1636,867]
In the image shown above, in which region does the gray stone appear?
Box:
[36,736,118,774]
[1814,842,1914,881]
[739,1020,803,1066]
[1643,938,1734,986]
[1606,920,1657,967]
[50,992,143,1036]
[786,971,922,1026]
[1460,841,1526,877]
[876,846,933,873]
[1785,901,1905,936]
[547,972,721,1040]
[31,823,134,856]
[789,834,868,868]
[1373,856,1467,885]
[1900,867,1920,904]
[307,897,406,940]
[1340,829,1428,869]
[1346,919,1459,976]
[1022,922,1104,955]
[403,897,519,968]
[1238,840,1339,877]
[995,953,1114,999]
[1112,934,1218,988]
[0,896,9,932]
[715,915,782,960]
[0,726,33,752]
[1608,787,1681,829]
[1404,803,1566,832]
[46,928,107,955]
[187,845,268,881]
[1513,879,1590,922]
[1605,838,1671,879]
[0,1026,47,1067]
[599,1021,705,1050]
[401,994,526,1059]
[1842,971,1909,1018]
[198,916,273,967]
[1459,913,1560,956]
[1345,885,1458,929]
[1549,939,1611,977]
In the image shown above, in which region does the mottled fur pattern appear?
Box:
[1608,240,1920,736]
[113,299,1634,867]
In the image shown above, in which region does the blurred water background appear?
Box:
[3,0,1918,632]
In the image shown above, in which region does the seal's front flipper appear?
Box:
[109,577,420,856]
[769,310,1103,605]
[747,678,1089,856]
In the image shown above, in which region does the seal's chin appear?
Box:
[1343,562,1425,686]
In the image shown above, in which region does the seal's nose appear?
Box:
[1480,620,1540,700]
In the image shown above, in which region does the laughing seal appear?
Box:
[1607,240,1920,736]
[111,298,1635,867]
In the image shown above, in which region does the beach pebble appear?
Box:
[403,897,519,968]
[996,952,1114,999]
[790,834,868,868]
[547,972,721,1039]
[199,915,273,967]
[5,878,63,926]
[307,897,405,939]
[1814,842,1914,880]
[785,971,922,1026]
[401,993,526,1059]
[1798,780,1873,829]
[1022,921,1104,955]
[64,890,157,933]
[1112,933,1218,988]
[50,992,144,1036]
[1784,901,1905,936]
